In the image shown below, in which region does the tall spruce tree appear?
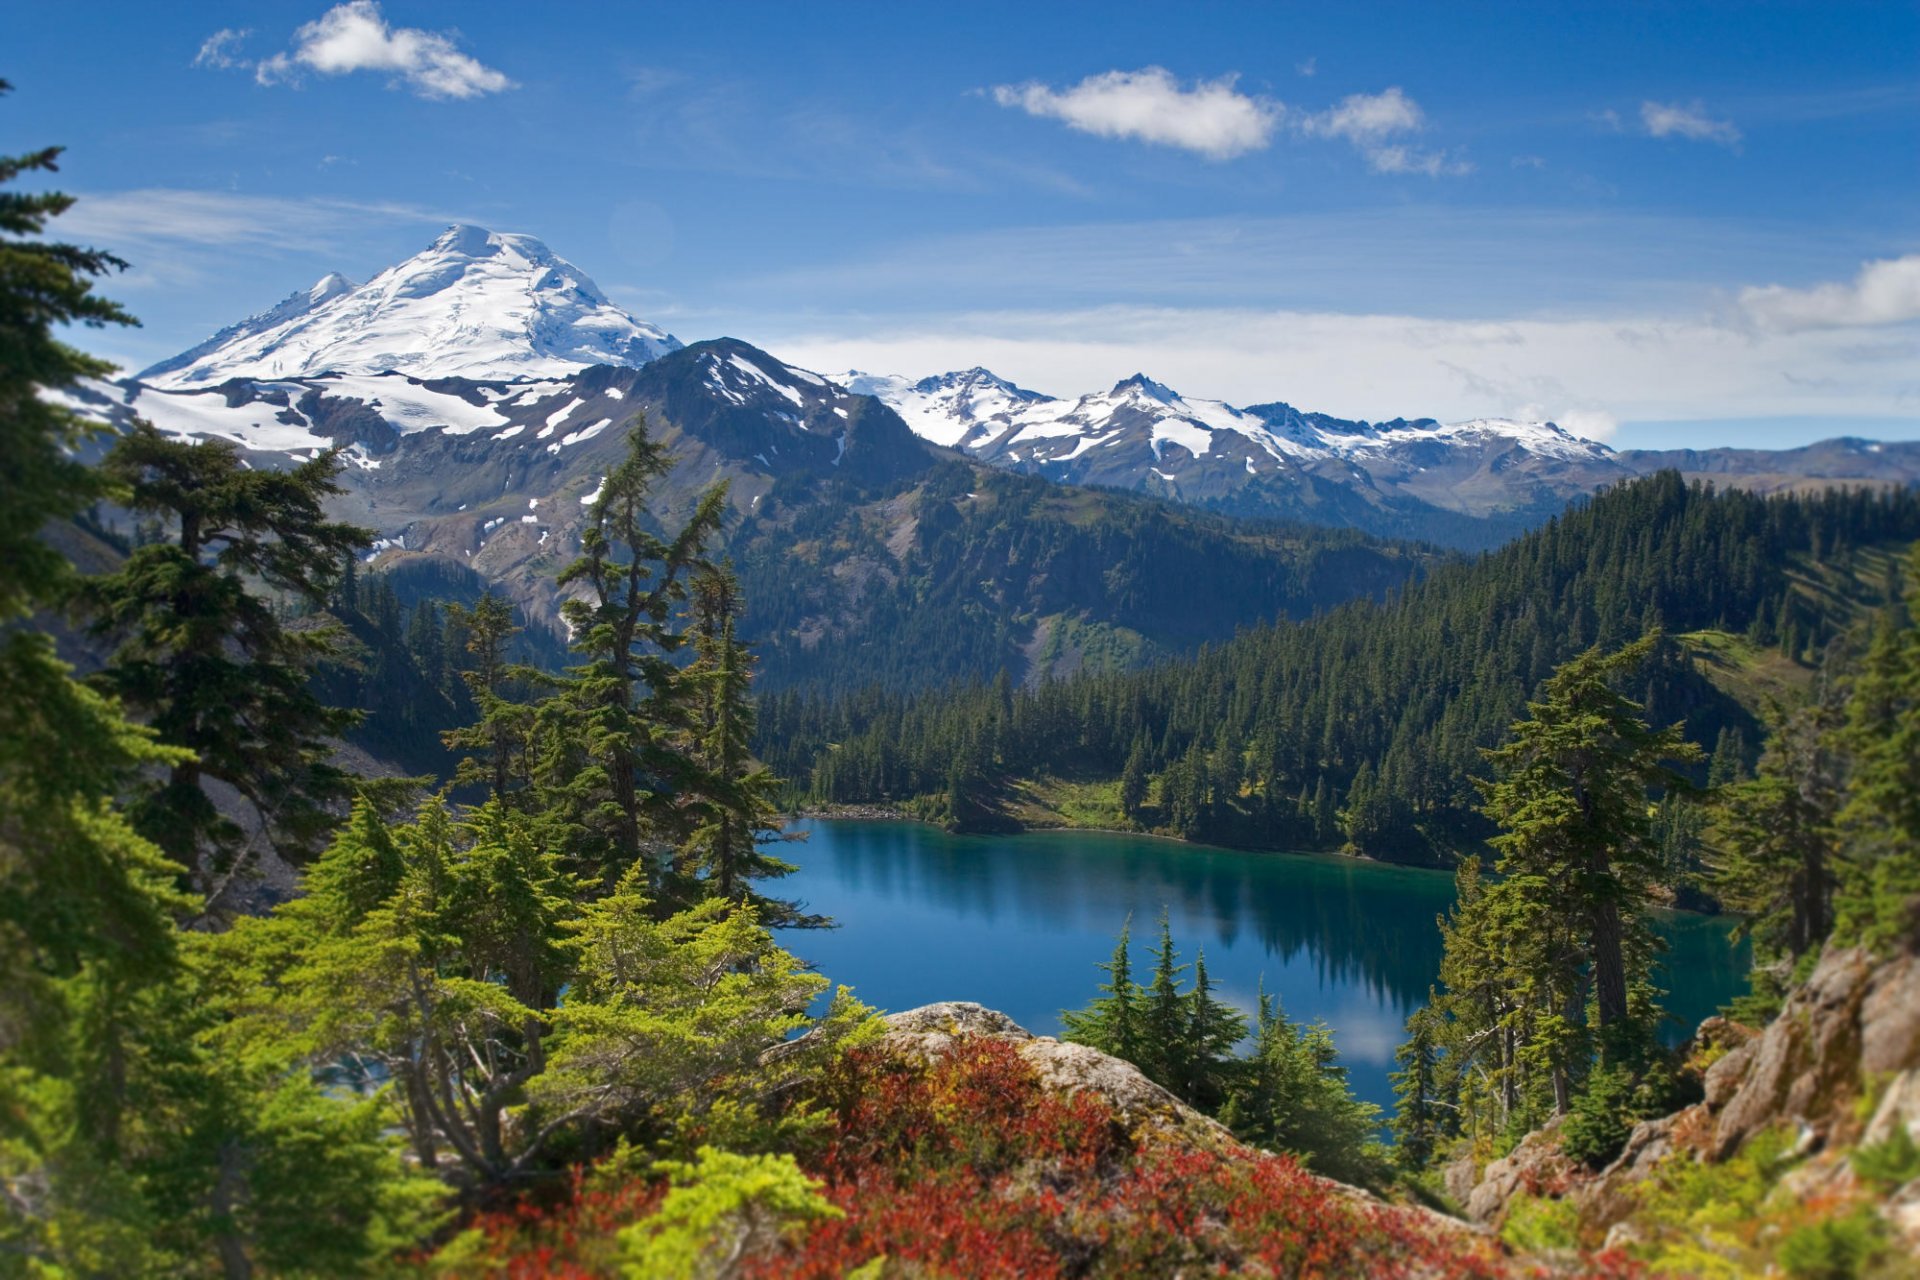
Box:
[83,425,370,899]
[1708,699,1843,966]
[1059,915,1144,1065]
[542,420,726,884]
[677,562,817,924]
[443,592,537,803]
[1833,544,1920,951]
[1476,634,1700,1047]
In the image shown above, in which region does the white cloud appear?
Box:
[1640,100,1741,146]
[249,2,513,100]
[193,28,251,70]
[1365,145,1472,177]
[764,301,1918,436]
[990,67,1280,160]
[1297,87,1469,177]
[1300,86,1424,142]
[1739,254,1920,331]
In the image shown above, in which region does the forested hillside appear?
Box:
[761,475,1920,863]
[728,457,1434,696]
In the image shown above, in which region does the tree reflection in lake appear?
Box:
[780,820,1748,1110]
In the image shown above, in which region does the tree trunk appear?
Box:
[1590,897,1629,1032]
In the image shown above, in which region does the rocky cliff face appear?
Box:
[1463,946,1920,1262]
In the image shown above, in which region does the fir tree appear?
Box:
[1060,915,1144,1065]
[1833,544,1920,951]
[543,420,726,883]
[678,561,818,925]
[1476,634,1700,1045]
[83,425,371,899]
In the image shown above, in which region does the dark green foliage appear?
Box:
[82,426,371,893]
[1062,918,1388,1186]
[1776,1208,1888,1280]
[1394,639,1702,1169]
[1221,988,1387,1187]
[1559,1064,1639,1167]
[1059,916,1145,1066]
[764,475,1920,863]
[1389,998,1447,1172]
[1832,544,1920,953]
[542,419,728,884]
[1708,699,1844,966]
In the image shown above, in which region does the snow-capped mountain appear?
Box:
[844,366,1635,535]
[138,225,680,388]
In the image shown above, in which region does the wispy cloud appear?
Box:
[61,188,465,254]
[200,2,515,100]
[1640,100,1741,147]
[990,67,1282,160]
[193,28,251,70]
[1740,254,1920,331]
[1297,87,1471,176]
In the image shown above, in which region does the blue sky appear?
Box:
[11,0,1918,447]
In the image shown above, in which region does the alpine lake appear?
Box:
[777,819,1749,1113]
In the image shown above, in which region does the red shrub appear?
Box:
[419,1036,1515,1279]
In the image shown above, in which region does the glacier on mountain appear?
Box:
[138,225,680,388]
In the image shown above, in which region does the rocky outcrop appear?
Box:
[1463,1119,1576,1226]
[881,1002,1239,1154]
[1464,946,1920,1250]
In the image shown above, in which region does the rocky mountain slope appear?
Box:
[66,321,1427,695]
[1460,944,1920,1270]
[69,223,1917,692]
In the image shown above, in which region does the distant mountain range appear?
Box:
[53,224,1920,687]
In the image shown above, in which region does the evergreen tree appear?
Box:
[1219,987,1385,1187]
[1182,949,1248,1111]
[1476,634,1700,1046]
[83,425,371,898]
[541,421,727,884]
[1708,701,1842,965]
[0,103,434,1276]
[1060,916,1144,1065]
[678,561,818,924]
[1832,545,1920,952]
[1119,735,1150,819]
[1389,997,1449,1172]
[442,592,536,803]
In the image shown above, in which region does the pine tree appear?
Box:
[82,425,371,899]
[543,420,727,883]
[678,562,817,925]
[1389,997,1448,1171]
[1708,701,1842,964]
[1119,735,1150,819]
[1141,910,1190,1088]
[1477,634,1700,1045]
[443,592,537,803]
[1833,545,1920,951]
[1060,915,1144,1065]
[1219,987,1384,1187]
[1182,949,1248,1111]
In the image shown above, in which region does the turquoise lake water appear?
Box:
[778,818,1750,1111]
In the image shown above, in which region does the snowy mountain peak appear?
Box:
[138,225,681,389]
[1111,373,1181,403]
